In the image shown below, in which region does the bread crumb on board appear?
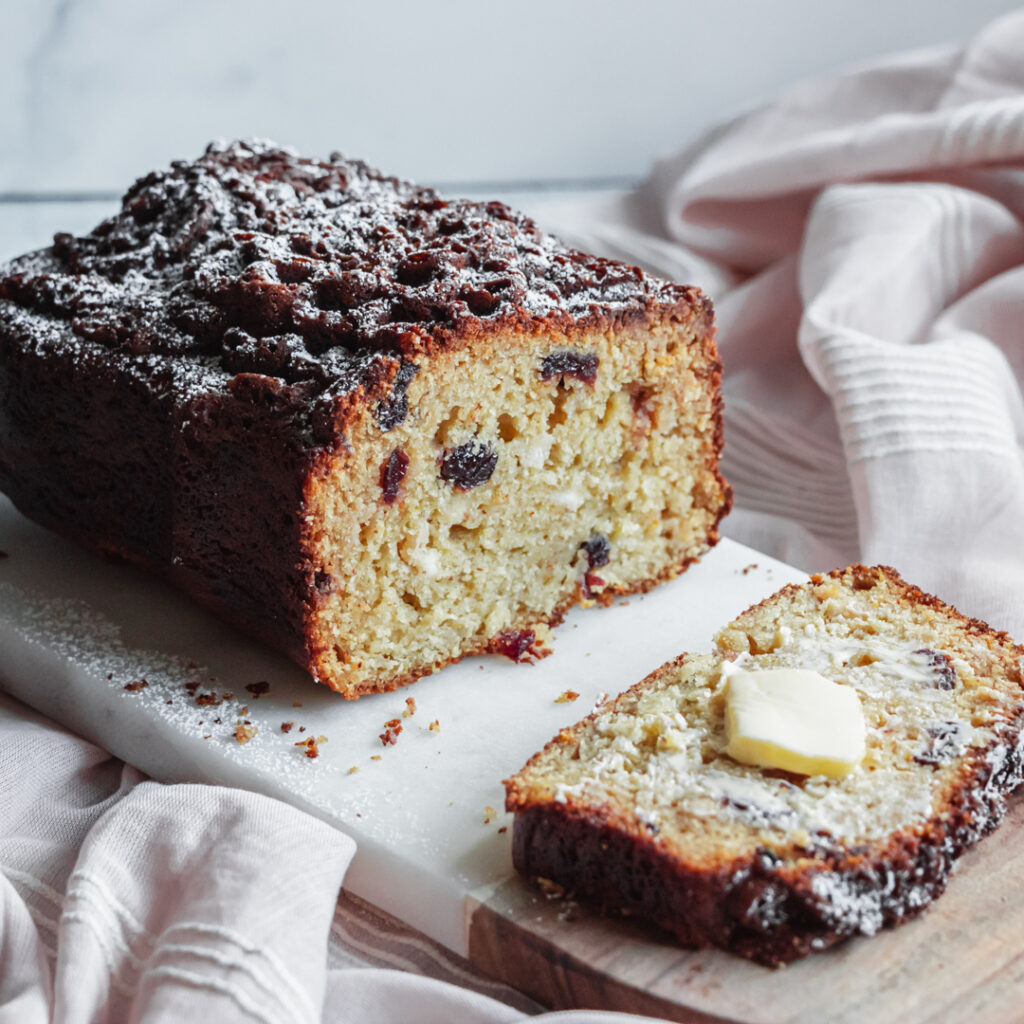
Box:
[380,718,403,746]
[234,723,258,744]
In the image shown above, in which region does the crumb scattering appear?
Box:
[245,681,270,698]
[280,721,294,733]
[555,689,580,704]
[402,696,417,718]
[292,700,303,708]
[741,562,758,575]
[185,682,200,695]
[498,826,508,834]
[484,806,498,824]
[428,719,440,733]
[380,718,403,746]
[370,755,382,762]
[123,679,148,692]
[195,692,221,706]
[234,723,257,745]
[295,737,319,759]
[347,766,359,775]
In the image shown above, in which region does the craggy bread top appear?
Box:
[0,140,708,447]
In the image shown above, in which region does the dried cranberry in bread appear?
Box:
[504,565,1024,964]
[0,140,730,697]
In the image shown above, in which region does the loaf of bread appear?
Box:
[0,140,730,697]
[505,565,1024,964]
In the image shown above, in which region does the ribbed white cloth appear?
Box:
[5,11,1024,1022]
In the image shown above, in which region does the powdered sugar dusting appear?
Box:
[0,580,322,797]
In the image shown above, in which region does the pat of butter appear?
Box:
[724,668,865,778]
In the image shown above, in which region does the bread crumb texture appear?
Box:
[309,321,727,695]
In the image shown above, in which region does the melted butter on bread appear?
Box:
[724,668,866,778]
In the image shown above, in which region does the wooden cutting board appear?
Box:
[464,790,1024,1022]
[2,492,1021,1023]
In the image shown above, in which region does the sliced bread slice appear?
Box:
[504,565,1024,965]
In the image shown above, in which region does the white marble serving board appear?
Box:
[0,493,804,956]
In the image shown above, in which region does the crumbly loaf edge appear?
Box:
[504,565,1024,965]
[300,300,730,697]
[0,157,731,698]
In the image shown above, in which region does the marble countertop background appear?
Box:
[3,0,1021,197]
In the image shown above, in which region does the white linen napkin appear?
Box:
[0,692,352,1024]
[0,692,664,1022]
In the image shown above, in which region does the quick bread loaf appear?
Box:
[0,140,730,697]
[505,565,1024,964]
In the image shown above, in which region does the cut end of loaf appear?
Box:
[305,315,729,696]
[0,141,729,702]
[505,565,1024,964]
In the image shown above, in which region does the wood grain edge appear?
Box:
[332,887,543,1014]
[464,877,735,1023]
